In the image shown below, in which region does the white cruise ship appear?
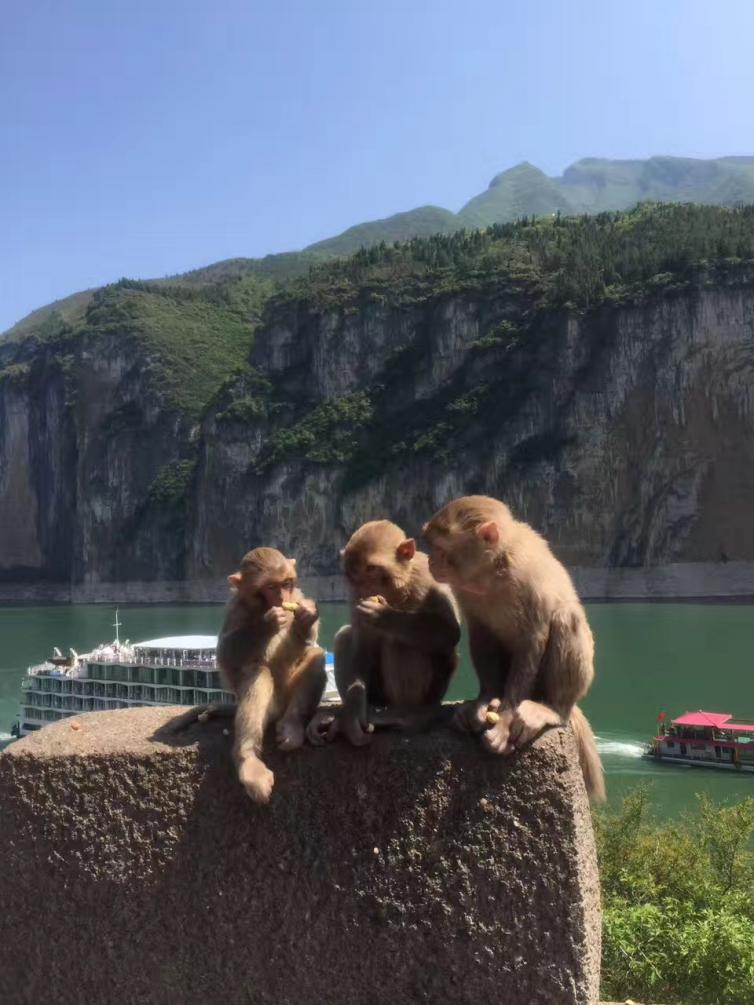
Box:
[11,614,336,738]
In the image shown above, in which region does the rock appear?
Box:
[0,707,600,1004]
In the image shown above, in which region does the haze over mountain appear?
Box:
[5,155,754,340]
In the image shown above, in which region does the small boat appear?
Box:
[646,711,754,772]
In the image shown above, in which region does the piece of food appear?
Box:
[281,601,300,612]
[366,595,387,605]
[70,721,81,731]
[485,710,501,726]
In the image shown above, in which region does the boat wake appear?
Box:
[595,737,645,759]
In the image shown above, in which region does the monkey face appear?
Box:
[343,553,390,598]
[342,521,415,600]
[230,548,298,610]
[259,575,297,610]
[425,530,495,595]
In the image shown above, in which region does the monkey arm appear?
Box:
[217,621,274,673]
[502,632,549,708]
[355,600,460,653]
[467,618,510,699]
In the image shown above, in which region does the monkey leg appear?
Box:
[277,647,326,752]
[233,667,280,804]
[328,624,374,746]
[540,604,595,713]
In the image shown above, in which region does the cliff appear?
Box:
[1,206,754,600]
[0,707,601,1005]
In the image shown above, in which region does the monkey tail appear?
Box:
[568,705,606,804]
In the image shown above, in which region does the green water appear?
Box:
[1,602,753,815]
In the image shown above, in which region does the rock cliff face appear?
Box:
[0,331,195,594]
[1,276,753,601]
[188,279,754,594]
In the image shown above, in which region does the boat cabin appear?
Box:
[652,711,754,771]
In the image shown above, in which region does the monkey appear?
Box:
[423,496,605,802]
[215,547,326,804]
[307,520,461,747]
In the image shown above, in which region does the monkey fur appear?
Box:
[423,496,605,802]
[307,520,461,747]
[215,547,326,804]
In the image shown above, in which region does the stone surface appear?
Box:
[0,707,600,1005]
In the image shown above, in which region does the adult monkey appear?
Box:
[308,520,461,746]
[423,496,605,802]
[216,547,326,803]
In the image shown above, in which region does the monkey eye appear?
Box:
[365,564,380,574]
[281,579,295,590]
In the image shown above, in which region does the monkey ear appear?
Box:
[476,521,500,546]
[227,572,243,587]
[288,558,297,570]
[396,538,416,561]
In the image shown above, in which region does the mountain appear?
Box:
[2,203,754,601]
[7,155,754,345]
[459,162,572,226]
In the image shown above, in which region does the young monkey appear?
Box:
[423,496,605,802]
[307,520,461,746]
[217,547,326,804]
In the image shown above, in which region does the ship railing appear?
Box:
[87,653,216,669]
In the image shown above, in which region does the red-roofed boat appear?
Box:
[647,711,754,772]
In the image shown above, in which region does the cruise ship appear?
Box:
[11,613,336,738]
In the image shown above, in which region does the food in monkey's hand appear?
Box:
[281,601,300,612]
[365,595,387,605]
[485,710,501,726]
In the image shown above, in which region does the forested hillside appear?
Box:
[1,203,753,599]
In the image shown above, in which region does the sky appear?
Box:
[2,0,754,332]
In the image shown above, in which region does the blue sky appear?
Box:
[2,0,754,332]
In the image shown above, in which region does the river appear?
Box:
[1,602,752,815]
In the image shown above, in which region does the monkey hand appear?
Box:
[264,606,292,632]
[507,700,563,750]
[340,706,375,747]
[276,716,305,752]
[293,599,318,631]
[306,708,337,746]
[237,757,275,804]
[480,699,517,755]
[355,598,391,627]
[453,698,492,735]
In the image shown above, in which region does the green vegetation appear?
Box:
[147,459,196,510]
[597,787,754,1005]
[4,275,272,420]
[281,202,754,314]
[258,391,374,467]
[306,205,462,256]
[5,203,754,451]
[207,202,754,491]
[0,362,32,385]
[459,161,572,227]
